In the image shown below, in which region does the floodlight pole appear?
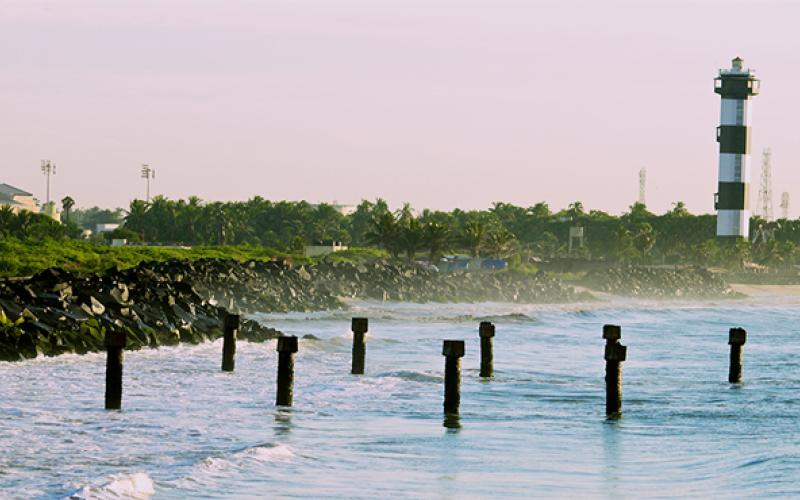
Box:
[141,164,155,202]
[41,160,56,206]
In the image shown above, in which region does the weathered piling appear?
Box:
[221,313,240,372]
[276,336,298,407]
[104,331,126,410]
[443,340,465,415]
[728,327,747,384]
[351,317,368,375]
[603,324,627,417]
[479,321,495,378]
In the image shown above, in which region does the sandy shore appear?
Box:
[729,284,800,297]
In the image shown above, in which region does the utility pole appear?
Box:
[41,160,56,206]
[141,164,155,202]
[638,167,646,205]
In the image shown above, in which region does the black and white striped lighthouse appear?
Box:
[714,57,760,240]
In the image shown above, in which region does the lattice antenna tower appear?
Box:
[780,192,790,220]
[757,148,773,221]
[638,167,646,205]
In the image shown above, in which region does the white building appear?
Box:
[305,241,348,257]
[0,183,38,214]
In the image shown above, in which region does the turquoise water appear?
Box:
[2,296,800,498]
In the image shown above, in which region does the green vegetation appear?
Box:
[70,206,125,230]
[0,238,300,277]
[2,196,800,278]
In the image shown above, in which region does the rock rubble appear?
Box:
[581,266,736,298]
[0,258,580,361]
[2,259,734,361]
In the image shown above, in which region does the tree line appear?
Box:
[114,196,800,268]
[2,196,800,269]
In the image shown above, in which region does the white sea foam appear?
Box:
[243,443,295,462]
[70,472,155,499]
[174,443,297,490]
[192,444,296,476]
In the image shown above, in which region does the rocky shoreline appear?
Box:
[0,258,580,361]
[580,266,738,298]
[0,259,736,361]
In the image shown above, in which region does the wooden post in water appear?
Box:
[276,336,298,407]
[351,317,368,375]
[728,327,747,384]
[479,321,495,378]
[221,313,239,372]
[442,340,465,415]
[603,324,627,418]
[104,331,126,410]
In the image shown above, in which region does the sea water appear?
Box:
[2,295,800,498]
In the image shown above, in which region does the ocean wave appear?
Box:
[195,443,296,473]
[460,312,538,323]
[69,472,155,499]
[161,443,299,493]
[244,443,295,462]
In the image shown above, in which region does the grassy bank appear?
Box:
[0,238,392,278]
[0,238,278,277]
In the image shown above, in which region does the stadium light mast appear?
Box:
[141,164,155,202]
[41,160,56,206]
[714,57,759,240]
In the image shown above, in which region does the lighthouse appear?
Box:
[714,57,760,240]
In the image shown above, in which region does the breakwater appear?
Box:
[0,258,577,361]
[0,263,280,361]
[0,259,735,361]
[581,266,737,298]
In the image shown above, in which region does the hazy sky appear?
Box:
[2,0,799,215]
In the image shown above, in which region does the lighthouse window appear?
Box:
[715,78,722,89]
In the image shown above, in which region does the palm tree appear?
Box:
[614,226,637,262]
[13,210,36,235]
[365,211,399,257]
[203,203,235,245]
[394,204,420,260]
[483,227,517,259]
[124,200,150,239]
[633,222,656,257]
[528,202,551,219]
[461,219,487,257]
[422,221,451,262]
[61,196,75,223]
[623,202,654,223]
[666,201,689,217]
[147,196,177,242]
[0,206,15,236]
[396,216,424,262]
[176,196,203,244]
[566,201,585,221]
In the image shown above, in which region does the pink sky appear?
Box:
[1,0,799,216]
